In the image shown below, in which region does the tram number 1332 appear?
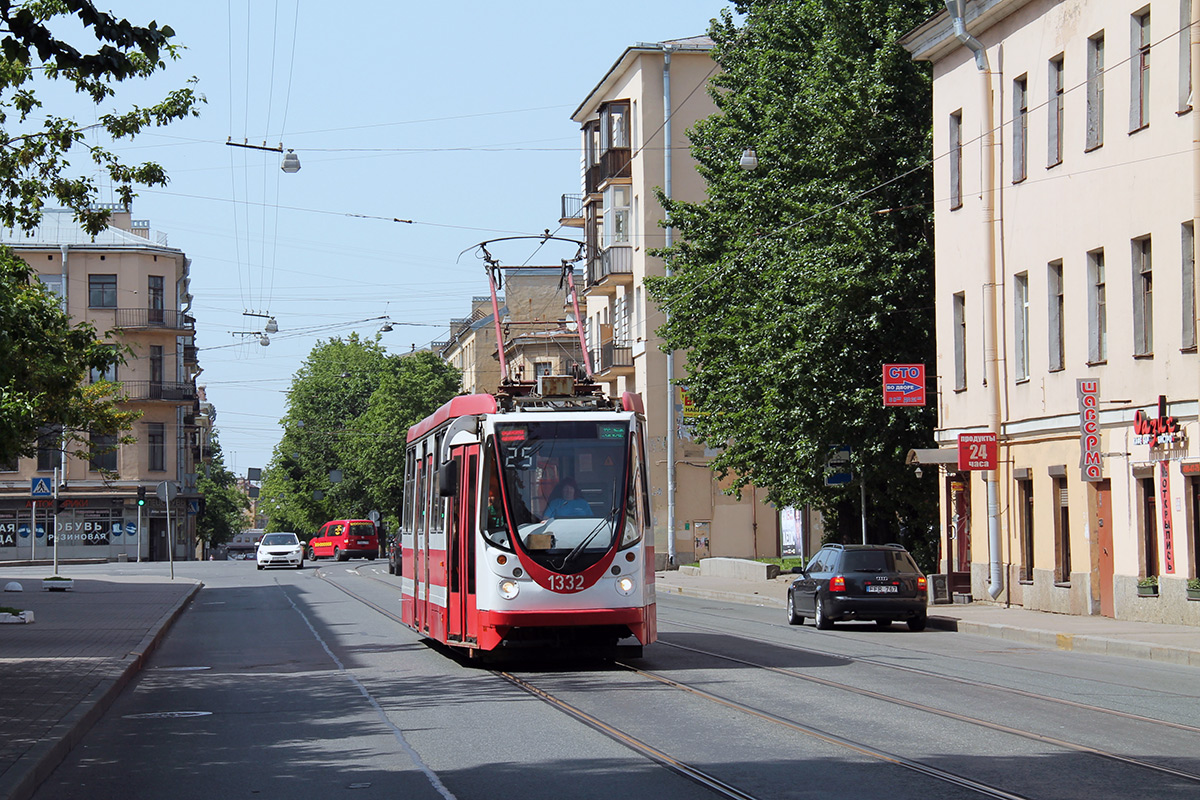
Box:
[547,574,587,592]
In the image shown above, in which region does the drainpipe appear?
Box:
[662,42,679,566]
[946,0,1003,599]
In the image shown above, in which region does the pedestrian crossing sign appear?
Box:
[31,478,52,497]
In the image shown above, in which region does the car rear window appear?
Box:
[349,523,376,537]
[840,551,893,572]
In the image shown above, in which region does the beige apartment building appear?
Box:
[438,270,585,393]
[567,38,789,566]
[905,0,1200,623]
[0,206,207,562]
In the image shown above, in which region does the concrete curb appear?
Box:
[0,579,202,800]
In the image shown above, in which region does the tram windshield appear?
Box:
[487,419,634,572]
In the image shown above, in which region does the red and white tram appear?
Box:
[399,376,655,657]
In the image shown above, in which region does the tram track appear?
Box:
[315,565,1034,799]
[332,564,1200,794]
[621,640,1200,787]
[658,609,1200,736]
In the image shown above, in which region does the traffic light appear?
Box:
[137,486,146,506]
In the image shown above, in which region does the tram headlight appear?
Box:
[616,576,636,596]
[499,579,520,600]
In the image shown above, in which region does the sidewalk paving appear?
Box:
[0,569,199,800]
[655,569,1200,667]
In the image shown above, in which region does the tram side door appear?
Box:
[446,446,480,643]
[417,452,433,635]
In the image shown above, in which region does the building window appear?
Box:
[1048,261,1064,371]
[1048,55,1064,167]
[148,275,164,324]
[1018,477,1035,581]
[1131,10,1151,132]
[88,274,117,308]
[1054,476,1071,583]
[1133,236,1153,356]
[36,426,61,472]
[150,344,164,388]
[953,292,967,390]
[1184,222,1196,351]
[1141,476,1159,578]
[39,273,64,299]
[600,101,629,151]
[1181,0,1194,113]
[89,344,118,383]
[1013,75,1028,182]
[1014,273,1030,381]
[949,110,963,209]
[1088,249,1107,362]
[1087,33,1105,150]
[89,431,118,473]
[533,362,552,379]
[148,423,165,472]
[603,184,630,247]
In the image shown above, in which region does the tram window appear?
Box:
[481,447,512,550]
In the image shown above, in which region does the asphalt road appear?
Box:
[26,561,1200,800]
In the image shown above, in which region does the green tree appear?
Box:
[195,433,248,549]
[339,351,461,533]
[647,0,940,559]
[0,247,137,462]
[0,0,202,235]
[261,336,460,535]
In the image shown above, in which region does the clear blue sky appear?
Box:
[71,1,734,475]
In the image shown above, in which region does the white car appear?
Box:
[256,532,305,570]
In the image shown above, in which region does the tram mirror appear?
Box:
[438,462,459,497]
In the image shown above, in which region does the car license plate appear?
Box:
[867,585,898,593]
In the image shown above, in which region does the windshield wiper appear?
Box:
[558,506,619,570]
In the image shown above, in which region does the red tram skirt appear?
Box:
[476,606,651,651]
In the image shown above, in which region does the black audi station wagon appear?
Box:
[787,543,928,631]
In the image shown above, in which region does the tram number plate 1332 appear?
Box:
[547,574,586,592]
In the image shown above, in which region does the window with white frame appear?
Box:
[1048,261,1064,371]
[1133,236,1153,356]
[1014,273,1030,381]
[1087,33,1105,150]
[603,184,630,247]
[1131,10,1151,132]
[1048,55,1064,167]
[1013,75,1028,182]
[1088,249,1107,363]
[953,292,966,390]
[949,110,963,209]
[1184,222,1196,350]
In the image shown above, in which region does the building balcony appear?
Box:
[114,308,195,331]
[586,245,634,295]
[560,193,584,228]
[182,344,199,365]
[121,381,197,403]
[592,342,634,379]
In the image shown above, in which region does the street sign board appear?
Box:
[957,433,998,470]
[883,364,926,406]
[31,478,52,497]
[825,445,853,486]
[156,481,178,503]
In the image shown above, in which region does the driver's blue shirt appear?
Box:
[545,498,591,518]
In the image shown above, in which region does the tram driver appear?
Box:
[543,477,591,519]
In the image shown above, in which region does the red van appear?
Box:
[307,519,379,561]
